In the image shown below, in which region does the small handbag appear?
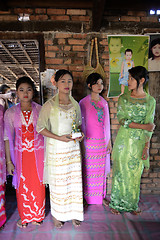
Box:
[82,37,106,81]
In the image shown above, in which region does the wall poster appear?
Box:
[107,35,149,97]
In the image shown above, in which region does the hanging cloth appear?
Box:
[82,37,106,81]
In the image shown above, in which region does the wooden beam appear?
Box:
[0,73,12,82]
[2,0,93,9]
[92,0,106,31]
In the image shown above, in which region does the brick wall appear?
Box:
[0,7,160,194]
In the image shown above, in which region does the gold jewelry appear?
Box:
[7,161,12,164]
[145,146,149,149]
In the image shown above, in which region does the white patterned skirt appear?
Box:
[47,140,84,222]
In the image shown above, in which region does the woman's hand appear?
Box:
[59,134,73,142]
[107,140,112,154]
[144,123,155,132]
[7,162,15,176]
[74,132,85,142]
[142,147,149,160]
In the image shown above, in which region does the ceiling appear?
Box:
[0,39,40,89]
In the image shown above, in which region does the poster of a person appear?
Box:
[108,35,149,97]
[119,49,134,95]
[148,35,160,72]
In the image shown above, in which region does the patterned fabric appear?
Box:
[0,184,6,228]
[0,104,6,185]
[109,92,156,212]
[79,95,111,204]
[4,102,44,189]
[16,111,45,224]
[0,103,6,228]
[37,102,84,222]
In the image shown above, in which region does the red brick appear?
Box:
[0,15,17,21]
[55,33,72,39]
[152,143,160,148]
[64,46,71,51]
[120,16,140,22]
[152,136,158,142]
[68,39,86,45]
[77,52,85,58]
[154,156,160,160]
[45,46,60,52]
[73,59,83,65]
[64,59,72,65]
[72,46,85,51]
[71,16,90,22]
[58,39,66,45]
[110,107,117,113]
[141,178,152,183]
[111,119,119,125]
[45,52,56,58]
[150,149,158,154]
[67,9,86,16]
[50,15,69,21]
[35,8,46,14]
[149,173,158,178]
[127,11,147,17]
[47,65,68,70]
[30,15,48,21]
[46,58,63,65]
[14,8,33,14]
[141,190,152,194]
[73,34,87,39]
[44,39,53,45]
[111,125,120,130]
[0,10,11,14]
[47,9,65,15]
[153,178,160,183]
[69,65,84,71]
[147,183,156,188]
[141,16,158,22]
[105,16,120,22]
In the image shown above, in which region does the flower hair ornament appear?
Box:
[50,72,57,87]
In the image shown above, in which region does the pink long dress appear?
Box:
[0,102,6,228]
[79,95,111,204]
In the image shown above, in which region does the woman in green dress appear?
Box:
[109,66,156,215]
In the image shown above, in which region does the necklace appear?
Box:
[91,100,104,123]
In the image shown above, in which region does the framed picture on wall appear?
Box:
[107,35,149,97]
[148,34,160,72]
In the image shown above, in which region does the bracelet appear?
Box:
[145,146,149,149]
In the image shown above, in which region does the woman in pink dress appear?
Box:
[79,73,112,206]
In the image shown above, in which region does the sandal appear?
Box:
[130,209,141,215]
[72,219,81,227]
[103,198,110,207]
[53,217,64,229]
[32,221,43,226]
[17,219,28,228]
[0,224,5,231]
[110,208,120,215]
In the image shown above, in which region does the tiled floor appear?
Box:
[0,188,160,240]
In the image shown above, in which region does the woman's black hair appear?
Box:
[149,38,160,59]
[0,84,10,94]
[128,66,149,89]
[86,72,103,89]
[16,76,36,93]
[54,69,73,82]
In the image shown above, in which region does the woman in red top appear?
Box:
[4,77,45,228]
